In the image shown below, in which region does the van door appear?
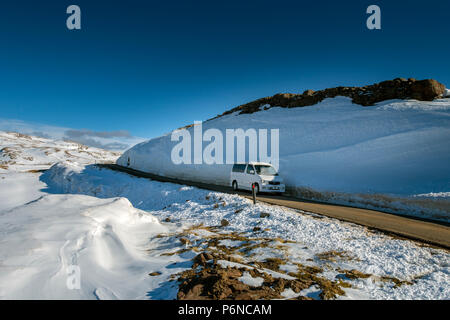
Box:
[245,164,256,190]
[232,164,248,190]
[238,164,249,190]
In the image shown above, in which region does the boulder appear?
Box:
[216,78,446,116]
[410,79,446,101]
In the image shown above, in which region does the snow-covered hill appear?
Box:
[0,131,449,299]
[0,131,120,172]
[0,131,120,212]
[118,97,450,222]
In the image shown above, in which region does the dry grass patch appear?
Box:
[154,222,412,300]
[337,268,371,280]
[316,250,355,263]
[177,252,352,300]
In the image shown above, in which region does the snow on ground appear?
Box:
[40,161,450,299]
[117,97,450,222]
[1,131,449,300]
[0,172,46,212]
[0,195,172,299]
[239,272,264,287]
[0,131,120,213]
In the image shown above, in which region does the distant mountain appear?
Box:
[0,119,145,151]
[0,131,120,172]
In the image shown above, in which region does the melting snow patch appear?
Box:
[238,272,264,287]
[299,285,322,300]
[280,288,301,299]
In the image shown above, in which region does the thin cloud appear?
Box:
[0,118,146,151]
[30,131,52,139]
[62,136,130,151]
[65,129,132,139]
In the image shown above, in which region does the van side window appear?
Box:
[246,165,254,174]
[232,164,246,173]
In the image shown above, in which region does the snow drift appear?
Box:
[39,161,450,299]
[0,194,168,299]
[118,96,450,221]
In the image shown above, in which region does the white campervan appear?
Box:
[230,162,285,194]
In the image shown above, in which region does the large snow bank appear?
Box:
[0,194,169,299]
[118,97,450,220]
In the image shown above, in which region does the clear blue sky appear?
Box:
[0,0,449,138]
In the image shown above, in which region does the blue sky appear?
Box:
[0,0,449,140]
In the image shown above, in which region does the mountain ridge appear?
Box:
[214,78,447,118]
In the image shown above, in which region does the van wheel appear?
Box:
[232,181,238,191]
[253,183,260,194]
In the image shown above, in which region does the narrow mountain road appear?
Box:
[100,164,450,250]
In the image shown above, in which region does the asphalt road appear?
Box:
[100,164,450,250]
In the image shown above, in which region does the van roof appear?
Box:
[233,162,273,166]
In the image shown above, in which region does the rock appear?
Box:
[253,226,261,232]
[178,284,205,300]
[410,79,446,101]
[260,212,270,218]
[164,217,171,222]
[214,78,446,116]
[180,238,190,245]
[221,219,230,227]
[193,252,214,267]
[149,271,161,276]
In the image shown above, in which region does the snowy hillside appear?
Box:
[0,131,120,172]
[0,131,120,212]
[1,131,449,299]
[118,97,450,222]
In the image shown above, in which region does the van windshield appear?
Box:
[254,165,277,176]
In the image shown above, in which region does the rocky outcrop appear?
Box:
[217,78,446,116]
